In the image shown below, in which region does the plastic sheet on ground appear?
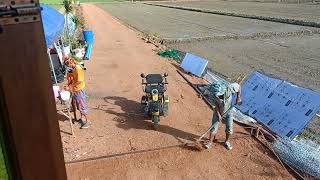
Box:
[273,138,320,178]
[228,107,256,124]
[234,71,320,140]
[180,53,208,77]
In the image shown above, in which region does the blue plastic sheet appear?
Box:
[84,44,93,60]
[83,30,94,60]
[41,4,65,48]
[180,53,208,77]
[83,30,94,44]
[235,71,320,140]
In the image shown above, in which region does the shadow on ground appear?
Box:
[94,96,199,142]
[57,112,74,135]
[93,96,256,151]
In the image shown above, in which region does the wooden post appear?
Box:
[0,8,67,180]
[67,99,75,136]
[255,127,260,138]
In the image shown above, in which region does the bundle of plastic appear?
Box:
[228,107,257,124]
[203,69,229,85]
[273,138,320,178]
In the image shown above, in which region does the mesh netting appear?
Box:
[158,49,181,61]
[202,70,320,178]
[273,138,320,178]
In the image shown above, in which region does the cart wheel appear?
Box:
[152,115,159,130]
[163,103,169,117]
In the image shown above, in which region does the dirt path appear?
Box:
[63,4,292,179]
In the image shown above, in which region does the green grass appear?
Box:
[41,0,126,12]
[40,0,126,4]
[0,147,8,180]
[40,0,127,10]
[47,4,63,10]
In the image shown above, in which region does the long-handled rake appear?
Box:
[184,125,215,151]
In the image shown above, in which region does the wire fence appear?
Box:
[273,138,320,178]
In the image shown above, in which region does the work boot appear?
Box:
[224,141,233,150]
[205,142,213,149]
[80,120,91,129]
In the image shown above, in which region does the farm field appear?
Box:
[149,1,320,24]
[46,4,63,10]
[98,3,319,40]
[64,4,292,179]
[98,2,320,143]
[98,3,320,91]
[40,0,125,4]
[169,35,320,92]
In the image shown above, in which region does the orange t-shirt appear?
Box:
[71,65,85,92]
[66,72,73,85]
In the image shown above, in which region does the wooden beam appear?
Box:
[0,21,67,179]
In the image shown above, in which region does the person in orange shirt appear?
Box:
[65,59,90,129]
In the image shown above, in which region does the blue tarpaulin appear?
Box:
[180,53,208,77]
[235,71,320,140]
[83,30,94,60]
[41,4,65,48]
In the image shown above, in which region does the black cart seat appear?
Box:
[146,74,163,84]
[145,84,166,93]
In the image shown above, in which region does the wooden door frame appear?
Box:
[0,11,67,180]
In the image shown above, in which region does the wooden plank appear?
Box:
[0,21,67,179]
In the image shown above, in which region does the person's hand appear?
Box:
[218,114,222,122]
[68,84,73,91]
[236,98,242,105]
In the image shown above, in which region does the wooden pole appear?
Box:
[0,13,67,180]
[67,98,75,136]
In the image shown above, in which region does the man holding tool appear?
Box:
[205,82,241,150]
[65,58,91,129]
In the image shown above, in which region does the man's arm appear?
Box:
[70,80,83,89]
[215,105,222,122]
[236,87,241,105]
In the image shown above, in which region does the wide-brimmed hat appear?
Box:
[209,81,227,97]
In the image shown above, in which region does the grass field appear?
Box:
[0,147,8,180]
[45,4,63,10]
[40,0,126,11]
[40,0,126,4]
